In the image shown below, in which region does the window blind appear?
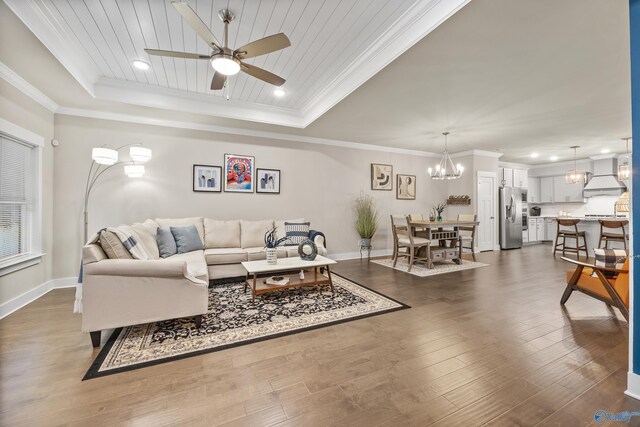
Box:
[0,133,33,260]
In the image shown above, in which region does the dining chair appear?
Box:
[553,219,588,259]
[598,219,629,251]
[390,215,431,272]
[456,214,477,261]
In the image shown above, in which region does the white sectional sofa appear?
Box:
[81,217,327,347]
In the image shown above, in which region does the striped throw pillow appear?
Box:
[284,222,310,245]
[593,248,627,278]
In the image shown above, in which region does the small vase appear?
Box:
[437,215,442,222]
[266,247,278,265]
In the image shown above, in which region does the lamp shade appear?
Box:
[124,164,145,178]
[618,163,630,181]
[129,146,152,163]
[92,147,118,165]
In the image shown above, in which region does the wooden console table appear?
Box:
[408,219,480,268]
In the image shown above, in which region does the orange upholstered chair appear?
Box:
[560,256,629,321]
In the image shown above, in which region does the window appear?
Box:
[0,119,43,273]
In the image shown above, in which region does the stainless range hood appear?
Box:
[583,155,627,198]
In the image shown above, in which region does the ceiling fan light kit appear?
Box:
[428,132,464,180]
[144,2,290,95]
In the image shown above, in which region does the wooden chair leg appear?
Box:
[392,248,399,267]
[90,331,101,348]
[562,235,566,257]
[553,233,560,256]
[194,315,203,329]
[408,247,414,272]
[560,285,574,305]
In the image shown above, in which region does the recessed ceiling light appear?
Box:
[273,88,286,97]
[601,148,610,153]
[530,152,538,158]
[132,60,150,71]
[550,155,559,161]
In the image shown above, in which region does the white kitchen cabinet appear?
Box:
[522,230,529,243]
[501,167,513,187]
[513,168,528,188]
[553,176,584,203]
[540,177,554,202]
[544,218,556,242]
[527,218,545,242]
[527,219,537,242]
[528,177,541,203]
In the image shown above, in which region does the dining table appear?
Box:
[407,219,480,268]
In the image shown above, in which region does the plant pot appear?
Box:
[436,215,443,222]
[266,248,278,265]
[359,238,372,248]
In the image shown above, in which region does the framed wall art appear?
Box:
[256,168,281,194]
[371,163,393,190]
[193,164,222,192]
[224,154,254,193]
[396,174,416,200]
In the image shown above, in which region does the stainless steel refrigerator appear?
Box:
[499,187,524,249]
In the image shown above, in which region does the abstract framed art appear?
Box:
[193,164,222,192]
[371,164,393,190]
[224,154,254,193]
[256,168,281,194]
[396,174,416,200]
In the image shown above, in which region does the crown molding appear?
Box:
[5,0,470,128]
[93,78,306,128]
[528,158,593,169]
[55,106,442,158]
[299,0,472,127]
[453,149,504,159]
[4,0,99,96]
[0,61,59,112]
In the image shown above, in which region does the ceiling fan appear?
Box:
[145,2,290,90]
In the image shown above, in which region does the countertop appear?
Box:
[530,215,629,222]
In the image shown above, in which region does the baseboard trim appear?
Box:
[330,249,394,261]
[0,276,76,319]
[626,372,640,401]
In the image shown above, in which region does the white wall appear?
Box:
[52,115,454,277]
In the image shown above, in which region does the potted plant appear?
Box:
[354,193,379,256]
[434,202,447,222]
[264,226,289,265]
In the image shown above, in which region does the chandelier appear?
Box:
[618,137,631,181]
[428,132,464,180]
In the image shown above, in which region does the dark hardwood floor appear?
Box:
[1,244,638,426]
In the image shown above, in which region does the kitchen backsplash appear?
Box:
[535,195,620,217]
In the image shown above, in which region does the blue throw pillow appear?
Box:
[157,227,177,258]
[171,225,204,254]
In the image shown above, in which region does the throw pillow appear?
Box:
[171,225,204,254]
[593,248,627,278]
[285,221,310,246]
[157,227,177,258]
[99,230,133,259]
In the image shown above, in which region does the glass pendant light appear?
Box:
[618,137,631,181]
[565,146,587,184]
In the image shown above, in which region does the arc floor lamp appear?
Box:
[83,144,152,243]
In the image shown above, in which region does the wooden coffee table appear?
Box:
[241,255,337,303]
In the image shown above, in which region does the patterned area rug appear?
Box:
[371,257,489,277]
[84,274,408,379]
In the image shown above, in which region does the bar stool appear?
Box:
[553,219,588,259]
[598,219,629,250]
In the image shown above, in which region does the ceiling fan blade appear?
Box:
[210,72,226,90]
[144,49,210,60]
[234,33,291,60]
[172,2,221,50]
[241,63,286,86]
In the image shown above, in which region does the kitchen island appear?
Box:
[535,215,629,256]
